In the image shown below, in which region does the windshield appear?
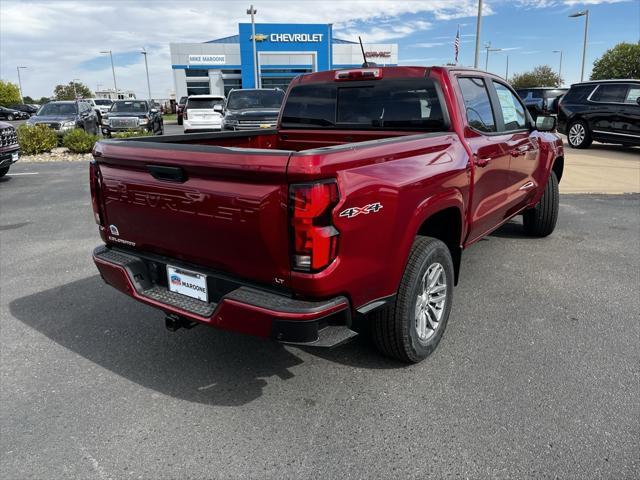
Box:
[281,79,447,131]
[226,90,284,110]
[186,98,224,109]
[110,101,148,113]
[94,99,112,106]
[37,103,77,116]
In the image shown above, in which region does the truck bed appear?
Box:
[92,128,457,297]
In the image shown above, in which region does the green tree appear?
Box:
[590,42,640,80]
[53,81,93,100]
[510,65,562,89]
[0,80,22,105]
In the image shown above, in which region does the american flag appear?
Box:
[454,25,460,64]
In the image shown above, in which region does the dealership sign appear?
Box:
[251,33,324,42]
[365,51,392,58]
[188,54,225,65]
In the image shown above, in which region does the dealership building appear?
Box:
[170,23,398,98]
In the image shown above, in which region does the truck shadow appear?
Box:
[9,276,307,407]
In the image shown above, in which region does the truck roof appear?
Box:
[292,65,501,85]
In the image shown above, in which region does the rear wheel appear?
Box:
[371,237,454,363]
[567,120,592,149]
[523,171,559,237]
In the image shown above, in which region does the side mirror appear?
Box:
[213,104,223,113]
[535,115,556,132]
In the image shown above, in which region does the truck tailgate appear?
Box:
[94,141,293,288]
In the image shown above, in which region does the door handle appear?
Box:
[475,156,490,167]
[512,146,532,156]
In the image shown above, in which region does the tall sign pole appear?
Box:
[247,5,259,88]
[474,0,483,68]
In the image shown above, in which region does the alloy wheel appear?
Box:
[414,262,448,342]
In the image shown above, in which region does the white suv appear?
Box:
[183,95,225,133]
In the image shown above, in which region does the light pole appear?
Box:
[16,66,27,103]
[505,55,509,80]
[553,50,563,83]
[474,0,483,68]
[247,5,259,88]
[484,43,502,71]
[569,9,589,82]
[141,48,152,101]
[72,78,81,99]
[100,50,118,98]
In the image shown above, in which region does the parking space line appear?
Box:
[7,172,39,176]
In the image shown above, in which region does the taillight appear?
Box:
[290,181,340,272]
[89,160,104,226]
[335,68,382,81]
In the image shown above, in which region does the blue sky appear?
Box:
[394,1,640,84]
[1,0,638,99]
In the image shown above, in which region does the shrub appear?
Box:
[62,128,99,153]
[16,124,58,155]
[111,130,153,139]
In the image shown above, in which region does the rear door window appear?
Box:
[562,85,594,103]
[458,77,496,133]
[493,82,527,131]
[186,98,224,109]
[281,78,447,131]
[624,86,640,104]
[590,84,628,103]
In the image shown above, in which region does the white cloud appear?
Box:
[0,0,486,98]
[411,42,446,48]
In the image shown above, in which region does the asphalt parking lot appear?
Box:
[1,159,639,479]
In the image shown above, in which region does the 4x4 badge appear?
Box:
[339,202,383,219]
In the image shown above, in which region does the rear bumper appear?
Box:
[184,119,222,130]
[93,245,355,346]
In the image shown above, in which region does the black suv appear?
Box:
[27,101,99,135]
[516,87,568,120]
[222,89,284,130]
[101,100,164,136]
[558,80,640,148]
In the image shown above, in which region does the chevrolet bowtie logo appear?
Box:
[251,33,268,41]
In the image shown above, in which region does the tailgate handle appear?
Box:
[146,165,187,183]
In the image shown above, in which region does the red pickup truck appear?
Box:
[91,66,563,363]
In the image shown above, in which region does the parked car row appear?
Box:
[17,98,163,137]
[0,106,30,121]
[180,88,285,134]
[514,80,640,149]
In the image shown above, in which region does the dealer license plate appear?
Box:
[167,265,208,302]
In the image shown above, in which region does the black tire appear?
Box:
[523,171,559,237]
[567,119,592,149]
[0,166,10,178]
[7,114,14,121]
[371,237,454,363]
